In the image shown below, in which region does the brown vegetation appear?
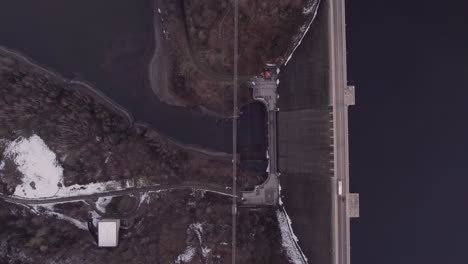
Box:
[158,0,316,115]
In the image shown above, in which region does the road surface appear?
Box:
[0,182,240,205]
[232,0,239,263]
[329,0,354,263]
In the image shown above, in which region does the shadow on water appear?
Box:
[0,0,232,152]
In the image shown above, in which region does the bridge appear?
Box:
[329,0,359,263]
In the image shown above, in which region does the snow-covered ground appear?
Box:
[3,135,64,197]
[90,210,100,227]
[95,196,113,213]
[277,209,308,264]
[139,192,151,206]
[137,191,162,206]
[174,222,211,264]
[31,204,88,230]
[0,134,137,199]
[175,246,196,264]
[303,0,319,15]
[277,184,309,264]
[190,223,211,258]
[54,180,124,198]
[285,0,321,65]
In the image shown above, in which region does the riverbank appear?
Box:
[148,0,188,108]
[284,0,321,65]
[0,46,134,126]
[147,2,234,119]
[151,0,322,117]
[0,46,236,160]
[0,0,237,152]
[133,122,232,160]
[0,48,265,196]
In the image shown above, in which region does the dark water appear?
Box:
[347,1,468,263]
[238,102,267,161]
[0,0,232,152]
[237,102,268,174]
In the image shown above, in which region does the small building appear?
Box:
[98,219,120,247]
[348,193,360,218]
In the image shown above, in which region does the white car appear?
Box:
[338,180,343,196]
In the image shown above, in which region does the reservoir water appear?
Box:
[0,0,233,152]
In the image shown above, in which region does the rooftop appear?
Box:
[98,219,120,247]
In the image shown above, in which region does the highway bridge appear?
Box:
[329,0,359,264]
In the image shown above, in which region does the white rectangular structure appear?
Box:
[98,219,120,247]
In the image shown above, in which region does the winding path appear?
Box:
[0,182,240,205]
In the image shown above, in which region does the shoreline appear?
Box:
[69,79,134,126]
[148,0,321,117]
[133,122,232,160]
[148,0,188,108]
[148,0,235,119]
[284,0,322,65]
[0,45,232,157]
[0,46,134,126]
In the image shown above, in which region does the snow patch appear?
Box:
[0,160,4,170]
[174,222,212,263]
[279,185,284,206]
[54,180,123,198]
[139,192,150,205]
[138,191,157,206]
[47,211,88,230]
[285,0,321,65]
[104,152,111,164]
[125,179,135,188]
[175,246,196,263]
[277,209,308,263]
[31,204,88,230]
[4,135,64,198]
[277,183,308,263]
[95,196,113,213]
[2,134,136,199]
[266,150,270,173]
[303,0,318,14]
[90,210,101,227]
[190,223,211,258]
[201,246,212,259]
[138,190,163,207]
